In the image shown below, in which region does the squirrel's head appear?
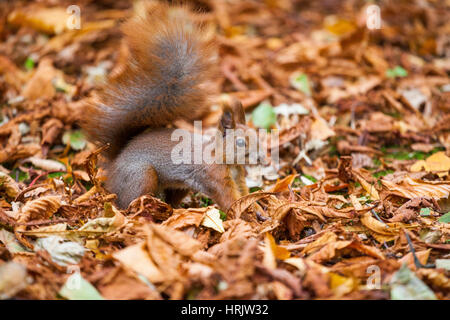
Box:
[217,96,269,166]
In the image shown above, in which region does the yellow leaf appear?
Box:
[8,7,69,35]
[269,174,297,193]
[354,171,380,200]
[329,272,358,297]
[410,152,450,173]
[263,233,291,270]
[325,17,357,36]
[360,212,396,236]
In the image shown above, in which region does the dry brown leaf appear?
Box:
[19,195,62,221]
[227,192,274,219]
[399,249,431,270]
[360,212,412,236]
[353,171,380,200]
[162,207,206,230]
[302,232,338,255]
[113,242,165,283]
[0,172,20,198]
[382,176,450,200]
[417,269,450,290]
[144,224,181,282]
[310,117,335,141]
[127,195,173,221]
[308,239,385,263]
[21,58,57,100]
[150,223,202,257]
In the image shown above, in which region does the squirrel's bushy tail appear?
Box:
[83,4,217,158]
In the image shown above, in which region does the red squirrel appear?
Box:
[82,4,258,210]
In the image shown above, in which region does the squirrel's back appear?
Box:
[82,4,217,158]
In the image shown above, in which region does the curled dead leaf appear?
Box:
[19,195,62,221]
[382,176,450,200]
[0,172,20,198]
[227,192,274,219]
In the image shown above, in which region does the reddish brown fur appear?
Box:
[82,4,217,159]
[80,4,250,210]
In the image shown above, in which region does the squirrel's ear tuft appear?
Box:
[218,95,245,134]
[219,109,236,134]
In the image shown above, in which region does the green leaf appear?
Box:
[9,169,29,182]
[24,57,35,71]
[386,66,408,78]
[290,73,311,96]
[372,169,394,178]
[302,174,317,183]
[200,197,212,207]
[438,212,450,224]
[385,150,426,160]
[219,210,227,221]
[48,172,65,179]
[390,264,436,300]
[252,101,276,129]
[62,130,87,151]
[59,272,104,300]
[419,208,431,216]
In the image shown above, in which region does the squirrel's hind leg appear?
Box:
[110,164,159,209]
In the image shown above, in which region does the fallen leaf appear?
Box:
[8,7,71,35]
[410,152,450,173]
[201,207,225,233]
[35,236,85,266]
[59,272,104,300]
[0,262,29,299]
[113,242,165,283]
[390,264,436,300]
[26,157,66,172]
[382,176,450,200]
[0,171,20,198]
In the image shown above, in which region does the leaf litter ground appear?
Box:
[0,0,449,300]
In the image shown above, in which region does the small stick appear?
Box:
[403,230,435,269]
[371,209,389,228]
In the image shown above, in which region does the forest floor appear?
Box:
[0,0,449,300]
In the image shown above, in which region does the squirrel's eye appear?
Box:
[236,138,246,147]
